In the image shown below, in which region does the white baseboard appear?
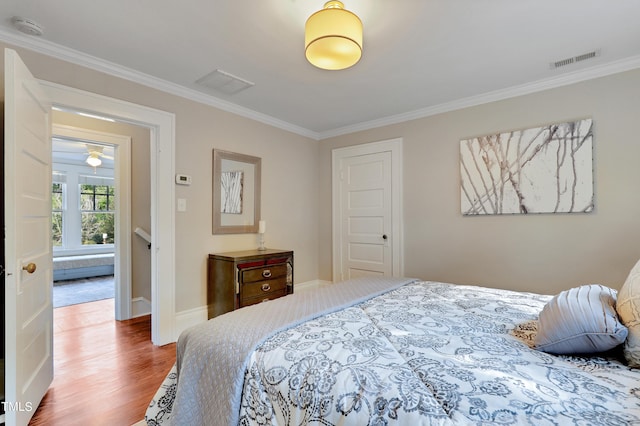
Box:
[131,297,152,318]
[295,279,333,291]
[174,305,209,339]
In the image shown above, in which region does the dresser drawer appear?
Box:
[242,288,288,307]
[241,264,288,283]
[241,277,287,300]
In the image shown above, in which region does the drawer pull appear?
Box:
[262,269,272,278]
[261,283,271,292]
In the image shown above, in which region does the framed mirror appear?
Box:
[212,149,261,234]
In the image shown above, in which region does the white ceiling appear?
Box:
[1,1,640,139]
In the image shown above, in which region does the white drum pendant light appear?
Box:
[305,1,363,70]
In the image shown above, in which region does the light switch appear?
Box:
[177,198,187,212]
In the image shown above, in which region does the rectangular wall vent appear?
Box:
[550,49,601,69]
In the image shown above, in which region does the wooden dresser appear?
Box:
[207,249,294,319]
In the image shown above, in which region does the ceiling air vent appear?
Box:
[196,69,255,95]
[550,49,601,69]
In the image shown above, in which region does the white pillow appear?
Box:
[534,284,627,355]
[616,259,640,366]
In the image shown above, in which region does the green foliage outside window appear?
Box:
[52,183,63,246]
[80,184,115,245]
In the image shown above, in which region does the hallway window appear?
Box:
[80,182,115,245]
[52,168,115,253]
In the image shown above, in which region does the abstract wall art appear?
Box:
[220,170,244,214]
[460,118,594,215]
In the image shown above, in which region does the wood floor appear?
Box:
[28,298,176,426]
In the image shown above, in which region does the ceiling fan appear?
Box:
[84,144,113,168]
[52,139,115,170]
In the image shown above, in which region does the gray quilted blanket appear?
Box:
[146,276,415,426]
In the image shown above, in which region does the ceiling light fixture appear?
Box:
[52,106,116,122]
[86,152,102,168]
[305,1,362,71]
[77,111,116,122]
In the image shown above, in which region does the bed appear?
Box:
[145,276,640,425]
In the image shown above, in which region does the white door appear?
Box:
[4,48,53,425]
[332,139,403,282]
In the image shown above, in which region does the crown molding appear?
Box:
[0,28,320,140]
[318,54,640,140]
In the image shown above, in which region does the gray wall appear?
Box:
[319,69,640,295]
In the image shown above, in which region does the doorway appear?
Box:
[51,134,122,310]
[51,119,138,320]
[41,81,177,345]
[52,137,117,309]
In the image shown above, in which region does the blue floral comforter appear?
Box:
[238,281,640,425]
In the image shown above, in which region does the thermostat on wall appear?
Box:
[175,174,192,185]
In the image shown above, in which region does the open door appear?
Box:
[4,48,53,425]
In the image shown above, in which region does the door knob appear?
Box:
[22,262,37,274]
[382,234,388,240]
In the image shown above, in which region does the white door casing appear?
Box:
[332,138,403,282]
[51,124,132,320]
[39,81,176,345]
[4,48,53,425]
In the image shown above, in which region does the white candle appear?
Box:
[258,220,266,234]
